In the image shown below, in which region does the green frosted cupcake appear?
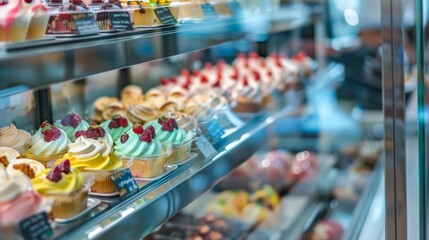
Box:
[54,113,89,142]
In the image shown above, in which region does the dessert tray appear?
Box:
[135,164,178,181]
[55,198,101,223]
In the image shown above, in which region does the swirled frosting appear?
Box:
[231,79,263,103]
[184,103,216,122]
[144,119,188,145]
[114,131,162,158]
[27,126,69,157]
[126,104,159,124]
[166,112,197,132]
[7,158,46,178]
[54,117,90,142]
[0,147,20,163]
[31,168,83,195]
[0,124,31,154]
[0,166,31,202]
[100,119,132,141]
[61,137,121,171]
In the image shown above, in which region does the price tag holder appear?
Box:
[201,3,217,19]
[204,119,225,142]
[73,13,100,35]
[154,7,177,25]
[19,212,53,240]
[108,12,134,31]
[195,136,217,158]
[226,1,242,15]
[111,168,139,198]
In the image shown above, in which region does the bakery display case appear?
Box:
[0,0,405,239]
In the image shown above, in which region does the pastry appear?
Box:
[145,88,166,109]
[0,124,31,154]
[167,86,188,103]
[32,159,88,218]
[57,136,122,193]
[206,199,240,219]
[0,0,31,42]
[100,114,132,141]
[126,104,159,124]
[240,203,270,225]
[7,158,45,179]
[93,96,123,122]
[24,0,49,40]
[250,185,280,210]
[0,147,20,167]
[159,100,185,113]
[54,112,90,142]
[0,165,51,229]
[26,121,70,167]
[115,124,166,178]
[144,116,196,164]
[217,190,249,211]
[184,102,216,123]
[121,85,144,109]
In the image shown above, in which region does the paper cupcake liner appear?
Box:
[26,152,66,168]
[122,154,167,178]
[167,140,193,164]
[83,169,118,194]
[27,14,49,40]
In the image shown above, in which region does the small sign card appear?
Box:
[154,7,177,25]
[204,119,225,142]
[195,136,217,158]
[73,13,99,35]
[108,12,134,31]
[201,3,217,19]
[19,212,53,240]
[111,168,139,197]
[227,1,242,15]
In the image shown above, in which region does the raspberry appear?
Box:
[161,118,177,132]
[108,119,120,129]
[252,70,260,81]
[133,124,144,134]
[86,124,105,139]
[157,116,167,125]
[168,118,178,129]
[57,159,71,174]
[75,130,86,139]
[46,166,63,183]
[120,133,129,143]
[41,125,61,142]
[201,75,209,84]
[160,77,169,85]
[242,77,249,86]
[140,130,152,143]
[170,76,177,83]
[119,116,128,127]
[69,113,81,128]
[147,125,156,139]
[61,115,71,126]
[249,52,259,59]
[40,121,50,129]
[204,62,212,69]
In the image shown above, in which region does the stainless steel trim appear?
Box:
[382,0,407,239]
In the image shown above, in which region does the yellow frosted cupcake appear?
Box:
[26,122,70,167]
[57,134,122,194]
[32,159,88,219]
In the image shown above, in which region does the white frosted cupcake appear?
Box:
[0,124,31,154]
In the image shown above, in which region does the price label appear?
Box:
[226,1,242,15]
[195,136,217,158]
[19,212,53,240]
[73,13,99,35]
[111,168,139,197]
[201,3,217,19]
[154,7,177,25]
[108,12,134,31]
[204,119,225,142]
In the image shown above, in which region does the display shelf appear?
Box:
[0,4,314,92]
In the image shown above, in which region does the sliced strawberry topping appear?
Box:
[57,159,71,174]
[147,125,156,139]
[40,121,50,129]
[201,75,209,84]
[120,133,129,143]
[140,130,152,143]
[132,123,144,134]
[242,76,249,86]
[41,124,61,142]
[46,166,63,183]
[108,119,119,129]
[119,116,128,127]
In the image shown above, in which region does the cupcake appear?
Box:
[0,147,20,167]
[0,0,31,42]
[165,112,197,132]
[26,122,69,167]
[0,165,52,232]
[0,124,31,154]
[100,114,132,141]
[58,135,122,193]
[126,103,159,124]
[240,203,270,225]
[250,185,280,210]
[121,85,144,109]
[145,88,166,109]
[144,116,196,164]
[54,112,90,142]
[206,199,240,219]
[92,97,124,122]
[167,86,188,103]
[32,159,89,219]
[115,124,167,178]
[159,101,185,113]
[230,76,263,113]
[75,123,114,147]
